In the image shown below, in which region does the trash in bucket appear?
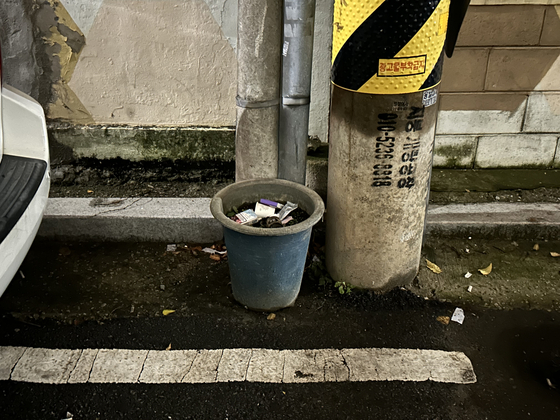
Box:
[227,199,308,228]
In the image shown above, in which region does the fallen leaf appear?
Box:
[533,244,540,251]
[478,263,493,275]
[267,313,276,320]
[162,309,175,316]
[436,316,450,325]
[209,254,221,261]
[551,252,560,257]
[166,343,172,351]
[426,259,442,274]
[87,190,93,194]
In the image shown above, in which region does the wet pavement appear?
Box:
[1,238,559,419]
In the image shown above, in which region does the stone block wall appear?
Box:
[435,2,560,168]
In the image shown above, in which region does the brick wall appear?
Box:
[434,2,560,168]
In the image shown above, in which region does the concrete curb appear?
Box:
[426,202,560,239]
[38,197,222,243]
[38,198,560,242]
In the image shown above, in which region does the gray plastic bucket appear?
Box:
[210,179,325,311]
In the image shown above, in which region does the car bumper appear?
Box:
[0,86,50,297]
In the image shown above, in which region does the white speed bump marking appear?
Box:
[88,349,148,383]
[139,349,197,384]
[0,346,26,380]
[10,347,81,384]
[0,346,476,385]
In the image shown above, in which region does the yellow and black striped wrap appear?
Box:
[332,0,450,94]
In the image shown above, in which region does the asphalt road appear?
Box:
[0,241,559,419]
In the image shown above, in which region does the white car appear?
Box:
[0,61,50,297]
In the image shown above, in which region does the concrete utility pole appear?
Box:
[326,0,470,290]
[235,0,283,181]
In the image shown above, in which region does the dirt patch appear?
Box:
[49,158,234,198]
[0,241,234,323]
[412,237,560,311]
[429,188,560,205]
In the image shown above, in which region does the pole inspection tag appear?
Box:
[331,0,451,95]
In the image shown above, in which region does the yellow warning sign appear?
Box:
[439,12,450,36]
[378,56,427,77]
[331,0,451,95]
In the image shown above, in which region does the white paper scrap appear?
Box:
[451,308,465,325]
[464,272,472,279]
[282,41,289,56]
[254,202,277,218]
[202,247,227,255]
[235,209,258,225]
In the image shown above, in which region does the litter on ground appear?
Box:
[451,308,465,324]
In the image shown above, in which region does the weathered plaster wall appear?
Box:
[34,0,90,123]
[0,0,89,120]
[64,0,330,137]
[68,0,237,126]
[0,0,40,99]
[54,0,104,36]
[1,0,331,139]
[0,0,39,98]
[204,0,238,51]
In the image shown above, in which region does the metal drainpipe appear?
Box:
[277,0,316,185]
[235,0,283,181]
[325,0,470,290]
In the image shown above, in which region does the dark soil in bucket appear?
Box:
[227,201,309,228]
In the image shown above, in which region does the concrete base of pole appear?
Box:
[235,106,279,181]
[326,86,439,291]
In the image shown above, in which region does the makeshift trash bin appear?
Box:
[210,179,325,311]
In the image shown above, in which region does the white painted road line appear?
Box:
[0,346,477,385]
[10,347,81,384]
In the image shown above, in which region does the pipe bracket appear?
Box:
[236,97,280,109]
[282,97,310,106]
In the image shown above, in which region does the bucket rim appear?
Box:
[210,178,325,237]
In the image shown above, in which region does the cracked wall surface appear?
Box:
[32,0,93,123]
